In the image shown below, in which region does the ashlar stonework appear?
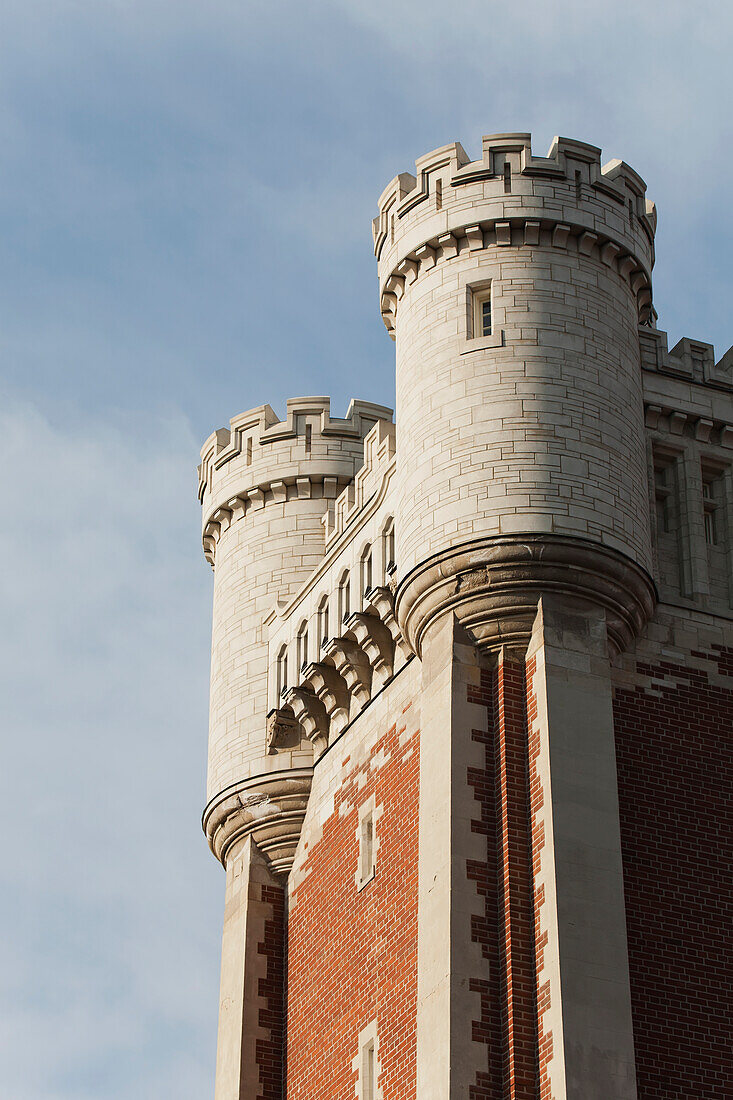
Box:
[198,132,733,1100]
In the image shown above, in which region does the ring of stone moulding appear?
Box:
[393,534,657,659]
[202,769,313,874]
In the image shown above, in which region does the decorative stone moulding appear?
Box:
[395,535,657,659]
[273,587,411,761]
[377,216,655,338]
[202,770,313,874]
[201,474,350,568]
[643,401,733,447]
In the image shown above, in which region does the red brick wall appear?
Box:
[467,659,541,1100]
[613,644,733,1099]
[257,883,286,1100]
[286,703,420,1099]
[525,656,553,1100]
[467,667,503,1100]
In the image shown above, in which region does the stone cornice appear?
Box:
[378,216,653,338]
[202,769,313,874]
[395,535,657,658]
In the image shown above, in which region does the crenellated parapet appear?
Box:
[640,326,733,391]
[321,418,396,547]
[373,133,656,337]
[199,397,392,567]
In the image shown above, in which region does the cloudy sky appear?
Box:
[0,2,730,1097]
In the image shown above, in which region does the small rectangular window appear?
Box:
[503,161,511,193]
[305,424,312,454]
[703,478,718,545]
[357,803,377,890]
[361,814,374,881]
[435,177,442,210]
[471,287,492,339]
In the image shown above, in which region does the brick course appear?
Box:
[286,709,420,1099]
[613,644,733,1099]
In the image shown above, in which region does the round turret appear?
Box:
[374,133,656,654]
[199,396,392,868]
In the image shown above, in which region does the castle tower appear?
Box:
[199,397,392,1097]
[199,134,732,1100]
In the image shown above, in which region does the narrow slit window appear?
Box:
[305,424,312,454]
[362,1040,375,1100]
[383,518,396,579]
[503,161,511,193]
[358,807,376,890]
[340,573,351,624]
[435,177,442,210]
[318,597,330,648]
[703,479,718,545]
[276,647,288,698]
[575,169,582,202]
[361,546,373,598]
[297,622,309,671]
[246,437,253,466]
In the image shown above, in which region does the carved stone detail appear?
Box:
[344,611,395,690]
[321,638,373,710]
[266,708,301,753]
[202,770,312,874]
[395,534,656,658]
[283,686,330,757]
[301,663,350,739]
[365,585,412,667]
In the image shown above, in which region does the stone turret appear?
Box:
[199,396,392,871]
[374,133,657,655]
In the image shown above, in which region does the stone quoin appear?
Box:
[198,133,733,1099]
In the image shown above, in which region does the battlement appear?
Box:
[374,133,654,252]
[321,419,396,548]
[373,131,656,337]
[640,326,733,391]
[199,397,392,502]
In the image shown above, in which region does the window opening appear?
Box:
[575,169,582,202]
[435,177,442,210]
[383,519,396,579]
[246,437,252,466]
[362,1040,375,1100]
[361,546,373,598]
[305,424,312,454]
[503,161,512,193]
[297,622,309,671]
[318,597,330,649]
[340,573,351,624]
[703,478,718,545]
[276,647,288,698]
[361,812,374,883]
[472,287,492,338]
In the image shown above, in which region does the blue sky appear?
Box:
[1,2,731,1097]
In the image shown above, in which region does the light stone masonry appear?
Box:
[197,132,733,1100]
